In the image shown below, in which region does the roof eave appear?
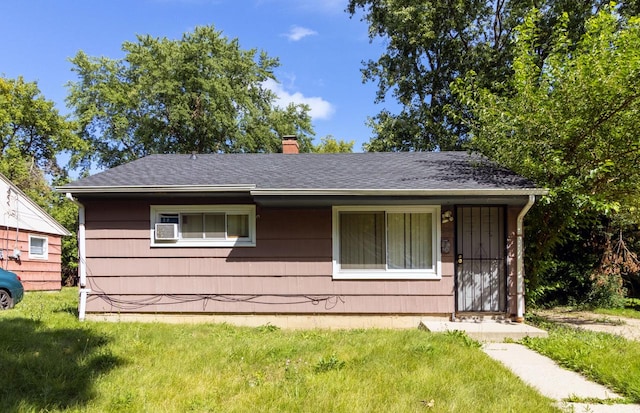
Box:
[57,186,548,197]
[250,188,549,197]
[57,184,257,194]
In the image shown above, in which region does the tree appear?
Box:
[347,0,613,151]
[455,7,640,305]
[0,76,81,178]
[312,135,354,153]
[48,182,79,286]
[0,76,81,284]
[67,25,315,170]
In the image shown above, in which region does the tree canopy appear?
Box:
[0,76,81,206]
[347,0,616,151]
[455,6,640,304]
[67,25,315,170]
[312,135,354,153]
[0,76,80,283]
[459,8,640,215]
[0,76,81,179]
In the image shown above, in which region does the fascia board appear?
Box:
[57,185,549,197]
[250,188,549,196]
[57,184,257,194]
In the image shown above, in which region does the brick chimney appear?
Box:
[282,135,299,154]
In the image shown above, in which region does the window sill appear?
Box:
[332,271,441,280]
[151,240,256,248]
[28,255,48,260]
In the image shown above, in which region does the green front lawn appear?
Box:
[524,315,640,403]
[594,298,640,320]
[0,289,558,412]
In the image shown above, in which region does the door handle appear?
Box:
[457,254,463,264]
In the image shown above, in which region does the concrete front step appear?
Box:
[419,317,548,342]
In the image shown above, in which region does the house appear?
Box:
[58,137,546,327]
[0,173,70,291]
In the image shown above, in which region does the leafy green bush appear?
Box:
[587,272,627,309]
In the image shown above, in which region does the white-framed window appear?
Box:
[332,206,441,279]
[29,235,48,260]
[150,205,256,247]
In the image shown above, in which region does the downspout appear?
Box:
[66,193,90,321]
[516,195,536,322]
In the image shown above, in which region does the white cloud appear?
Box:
[284,25,318,41]
[264,79,334,120]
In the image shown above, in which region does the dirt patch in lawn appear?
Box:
[535,308,640,341]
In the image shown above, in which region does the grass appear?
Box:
[0,289,560,412]
[593,298,640,320]
[524,315,640,403]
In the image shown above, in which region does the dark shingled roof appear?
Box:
[61,152,539,191]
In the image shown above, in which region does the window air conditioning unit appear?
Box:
[155,223,179,241]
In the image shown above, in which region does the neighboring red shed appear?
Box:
[0,173,70,291]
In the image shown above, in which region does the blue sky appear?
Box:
[0,0,395,152]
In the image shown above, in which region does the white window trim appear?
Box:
[332,205,441,280]
[150,205,256,247]
[29,234,48,260]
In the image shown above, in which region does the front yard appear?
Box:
[0,289,559,412]
[525,311,640,403]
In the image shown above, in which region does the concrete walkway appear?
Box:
[420,317,548,341]
[421,312,640,411]
[484,343,640,412]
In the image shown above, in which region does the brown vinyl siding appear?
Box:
[83,275,455,295]
[87,258,332,276]
[85,239,332,259]
[0,230,63,291]
[85,294,454,314]
[82,199,455,315]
